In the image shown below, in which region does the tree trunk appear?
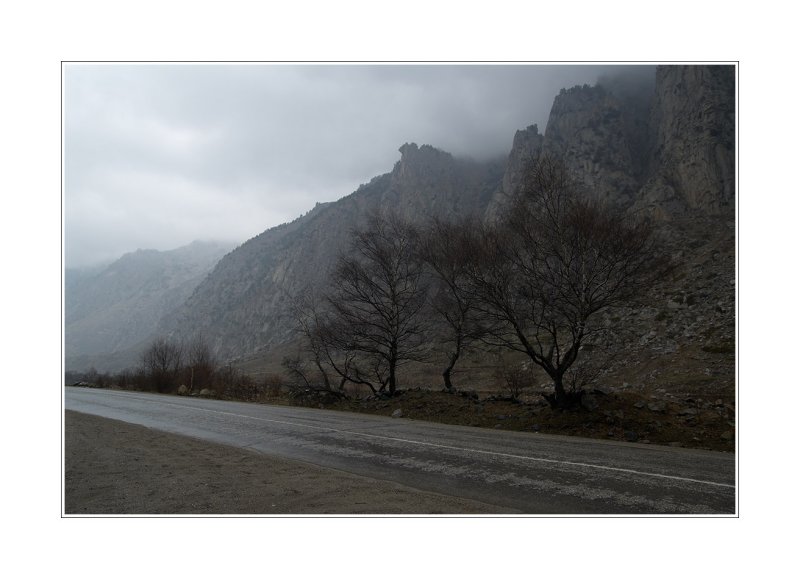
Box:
[553,375,566,405]
[442,368,454,391]
[388,341,399,396]
[388,355,397,396]
[442,351,459,391]
[543,375,584,409]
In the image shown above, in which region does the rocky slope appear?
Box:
[72,65,735,390]
[487,64,735,410]
[65,241,233,368]
[160,144,504,360]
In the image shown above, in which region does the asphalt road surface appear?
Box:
[64,388,736,514]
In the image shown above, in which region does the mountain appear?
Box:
[65,240,234,369]
[541,83,643,206]
[494,65,734,218]
[638,65,735,217]
[70,64,735,381]
[159,144,505,360]
[498,64,734,401]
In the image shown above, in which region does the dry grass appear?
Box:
[271,386,734,453]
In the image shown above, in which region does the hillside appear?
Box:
[69,64,735,407]
[159,144,505,360]
[65,240,233,370]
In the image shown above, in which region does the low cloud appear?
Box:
[64,63,654,268]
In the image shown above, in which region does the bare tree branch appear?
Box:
[463,156,670,407]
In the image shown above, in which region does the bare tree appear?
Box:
[185,335,217,393]
[418,216,486,391]
[465,156,669,408]
[282,288,350,397]
[325,211,429,396]
[139,337,184,393]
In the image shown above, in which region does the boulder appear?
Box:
[391,409,403,418]
[581,394,599,411]
[624,430,639,442]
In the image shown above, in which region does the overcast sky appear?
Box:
[64,63,649,268]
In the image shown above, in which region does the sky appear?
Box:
[64,63,651,268]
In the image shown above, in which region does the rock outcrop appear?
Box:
[160,144,504,360]
[492,64,734,220]
[69,65,735,377]
[542,83,643,207]
[638,65,735,217]
[485,124,544,219]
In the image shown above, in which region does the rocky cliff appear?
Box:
[638,65,735,217]
[542,83,643,206]
[70,65,735,377]
[160,144,505,360]
[485,124,544,218]
[493,65,734,219]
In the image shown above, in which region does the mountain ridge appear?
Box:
[66,64,735,376]
[158,142,505,360]
[65,240,234,366]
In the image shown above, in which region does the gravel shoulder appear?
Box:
[64,410,516,515]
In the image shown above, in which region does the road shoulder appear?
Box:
[64,410,517,515]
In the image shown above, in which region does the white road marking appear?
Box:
[67,389,735,489]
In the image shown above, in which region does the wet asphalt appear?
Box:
[65,387,736,514]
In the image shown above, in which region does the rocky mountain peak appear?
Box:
[69,65,735,374]
[492,65,733,219]
[510,124,543,154]
[484,124,545,219]
[543,82,642,206]
[154,143,503,362]
[394,143,455,184]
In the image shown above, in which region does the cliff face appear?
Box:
[161,144,504,360]
[485,124,544,219]
[494,65,734,219]
[542,84,643,206]
[638,65,735,217]
[481,65,735,405]
[70,65,735,373]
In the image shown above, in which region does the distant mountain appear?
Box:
[65,240,234,368]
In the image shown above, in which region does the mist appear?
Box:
[64,63,655,268]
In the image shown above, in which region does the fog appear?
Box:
[64,63,654,268]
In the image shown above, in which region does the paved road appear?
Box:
[65,387,736,514]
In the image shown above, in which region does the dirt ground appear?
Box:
[64,410,515,515]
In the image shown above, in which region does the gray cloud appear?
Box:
[64,63,654,268]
